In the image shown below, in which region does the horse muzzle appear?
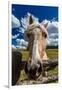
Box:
[25,62,42,79]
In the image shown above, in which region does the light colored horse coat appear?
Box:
[25,15,48,78]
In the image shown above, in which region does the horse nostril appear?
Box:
[25,62,42,79]
[38,64,42,73]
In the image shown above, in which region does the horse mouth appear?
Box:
[25,62,42,79]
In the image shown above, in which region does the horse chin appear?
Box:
[25,62,42,79]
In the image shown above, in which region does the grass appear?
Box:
[19,48,58,83]
[20,49,58,61]
[21,50,29,61]
[46,49,58,59]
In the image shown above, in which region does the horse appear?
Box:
[24,15,48,79]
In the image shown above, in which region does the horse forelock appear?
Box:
[27,23,48,36]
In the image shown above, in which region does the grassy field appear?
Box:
[46,49,58,59]
[19,48,58,84]
[20,48,58,61]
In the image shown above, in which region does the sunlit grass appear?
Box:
[20,49,58,60]
[46,49,58,59]
[22,50,29,61]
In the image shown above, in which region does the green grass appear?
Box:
[20,49,58,61]
[46,49,58,59]
[19,49,58,83]
[21,50,29,61]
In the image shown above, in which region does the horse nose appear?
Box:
[25,62,42,79]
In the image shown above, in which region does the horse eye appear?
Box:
[44,34,47,38]
[27,34,30,38]
[42,32,47,38]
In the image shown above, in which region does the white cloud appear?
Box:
[48,39,58,46]
[47,37,58,46]
[16,38,28,48]
[49,33,58,37]
[19,27,25,33]
[42,19,58,29]
[49,33,58,39]
[50,21,58,28]
[16,45,26,49]
[42,19,58,46]
[42,19,50,24]
[12,15,20,28]
[12,45,16,49]
[12,34,19,39]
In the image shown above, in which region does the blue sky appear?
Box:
[12,4,58,22]
[12,4,58,49]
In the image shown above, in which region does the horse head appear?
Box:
[24,15,48,79]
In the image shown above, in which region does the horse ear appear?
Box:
[44,23,48,29]
[29,15,34,25]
